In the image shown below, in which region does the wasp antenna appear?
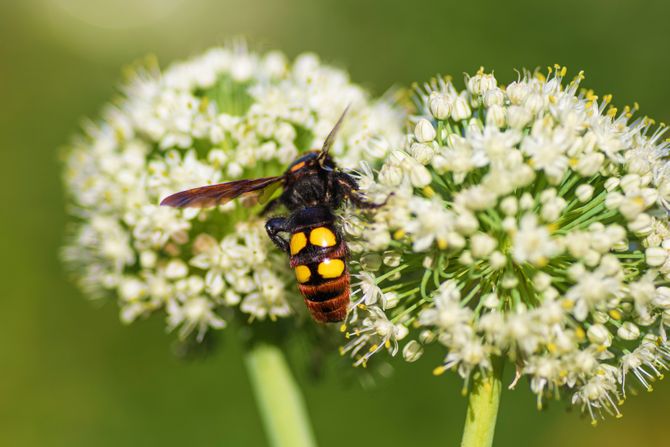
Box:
[319,105,350,161]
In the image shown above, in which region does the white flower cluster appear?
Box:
[343,66,670,422]
[62,45,404,341]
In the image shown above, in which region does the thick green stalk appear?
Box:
[460,357,504,447]
[244,343,317,447]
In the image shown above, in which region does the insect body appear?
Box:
[273,204,350,322]
[161,109,381,323]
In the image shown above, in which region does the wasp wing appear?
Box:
[318,105,350,161]
[160,176,284,208]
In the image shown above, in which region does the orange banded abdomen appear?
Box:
[289,225,349,323]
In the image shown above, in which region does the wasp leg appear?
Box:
[349,192,390,209]
[336,174,388,210]
[265,217,290,252]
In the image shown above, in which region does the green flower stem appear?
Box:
[244,343,317,447]
[460,357,505,447]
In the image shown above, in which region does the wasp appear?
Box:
[161,108,382,323]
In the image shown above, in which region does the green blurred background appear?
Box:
[2,0,670,445]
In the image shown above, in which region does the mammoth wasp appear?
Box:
[161,108,383,322]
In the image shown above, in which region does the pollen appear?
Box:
[422,186,435,198]
[561,299,575,310]
[609,309,622,320]
[294,265,311,283]
[317,258,345,279]
[290,232,307,255]
[309,227,337,248]
[393,229,406,240]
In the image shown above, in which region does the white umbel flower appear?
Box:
[343,66,670,423]
[62,44,404,341]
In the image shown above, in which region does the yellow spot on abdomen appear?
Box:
[309,227,337,248]
[290,232,307,255]
[317,258,345,279]
[294,265,311,283]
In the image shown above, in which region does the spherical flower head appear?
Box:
[62,44,404,342]
[343,65,670,423]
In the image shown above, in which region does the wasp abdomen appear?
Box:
[289,222,350,323]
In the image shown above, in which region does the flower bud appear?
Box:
[533,272,552,291]
[485,104,506,128]
[414,118,436,143]
[378,163,404,186]
[620,174,640,194]
[408,161,432,187]
[524,93,546,115]
[653,287,670,309]
[383,291,400,309]
[617,322,640,340]
[575,153,604,176]
[452,96,472,121]
[467,72,497,95]
[520,193,534,210]
[604,177,620,191]
[575,184,594,202]
[506,81,529,105]
[587,324,612,347]
[140,251,157,268]
[628,213,652,235]
[641,188,659,207]
[429,92,451,120]
[224,290,240,306]
[506,105,531,129]
[402,340,424,362]
[408,143,435,164]
[482,293,500,308]
[646,247,668,267]
[658,180,670,201]
[500,196,518,216]
[605,192,623,209]
[382,251,401,268]
[483,88,505,107]
[470,233,497,258]
[489,251,507,270]
[360,253,382,271]
[165,259,188,279]
[455,212,479,235]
